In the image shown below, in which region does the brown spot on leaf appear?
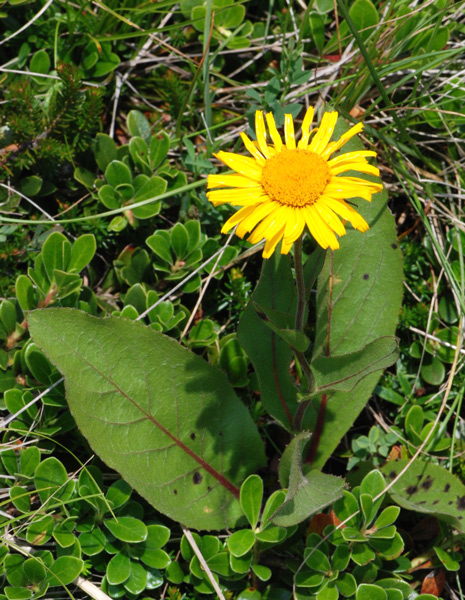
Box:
[406,485,418,495]
[421,476,433,490]
[391,243,398,249]
[363,273,369,280]
[173,489,177,495]
[433,500,439,505]
[388,471,396,480]
[444,483,450,493]
[457,496,465,510]
[193,472,202,484]
[190,433,196,440]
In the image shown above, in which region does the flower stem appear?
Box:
[304,393,328,465]
[293,236,315,430]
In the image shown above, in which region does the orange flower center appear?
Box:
[261,149,331,207]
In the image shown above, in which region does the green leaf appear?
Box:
[107,553,130,585]
[94,133,117,172]
[150,132,170,170]
[170,223,189,258]
[10,486,31,512]
[356,584,386,600]
[22,557,46,583]
[29,308,266,530]
[105,161,132,187]
[106,479,132,509]
[124,561,147,595]
[273,431,345,526]
[53,270,82,299]
[4,555,27,586]
[19,175,42,197]
[26,516,54,546]
[4,588,32,600]
[227,529,256,557]
[47,556,83,586]
[252,300,310,352]
[79,529,106,556]
[381,459,465,532]
[34,457,72,504]
[421,356,445,385]
[127,110,152,142]
[131,176,166,219]
[53,518,76,548]
[433,546,460,571]
[332,544,351,571]
[98,185,119,209]
[311,337,398,395]
[30,49,50,74]
[294,570,325,588]
[349,0,379,40]
[67,235,96,273]
[240,474,263,529]
[305,547,331,572]
[104,517,147,542]
[317,581,338,600]
[251,564,271,582]
[41,232,71,281]
[129,137,150,174]
[15,275,36,312]
[238,251,298,429]
[272,470,345,527]
[374,506,400,529]
[0,300,17,335]
[308,133,403,467]
[146,232,173,264]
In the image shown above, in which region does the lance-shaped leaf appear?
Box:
[304,120,403,467]
[310,336,398,395]
[28,308,266,531]
[238,252,299,430]
[252,300,310,352]
[272,432,345,527]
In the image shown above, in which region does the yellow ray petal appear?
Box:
[330,163,380,177]
[320,122,364,159]
[282,208,305,253]
[255,111,271,158]
[207,187,265,206]
[248,205,288,244]
[207,174,263,189]
[309,111,338,154]
[221,204,257,234]
[263,226,286,258]
[236,200,277,237]
[315,202,346,237]
[298,106,315,149]
[284,113,296,150]
[321,197,369,232]
[240,132,266,163]
[265,112,283,152]
[215,151,263,181]
[328,150,377,166]
[303,204,339,250]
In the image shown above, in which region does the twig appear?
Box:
[182,526,226,600]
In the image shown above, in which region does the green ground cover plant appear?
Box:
[1,1,464,599]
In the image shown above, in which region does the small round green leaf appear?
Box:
[47,556,83,586]
[227,529,256,557]
[79,528,106,556]
[240,474,263,529]
[107,552,130,585]
[356,584,387,600]
[104,517,147,542]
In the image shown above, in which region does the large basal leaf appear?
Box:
[28,309,266,531]
[306,123,403,467]
[381,459,465,533]
[238,252,298,430]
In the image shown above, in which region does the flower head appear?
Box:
[207,107,383,258]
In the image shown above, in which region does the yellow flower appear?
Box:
[207,107,383,258]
